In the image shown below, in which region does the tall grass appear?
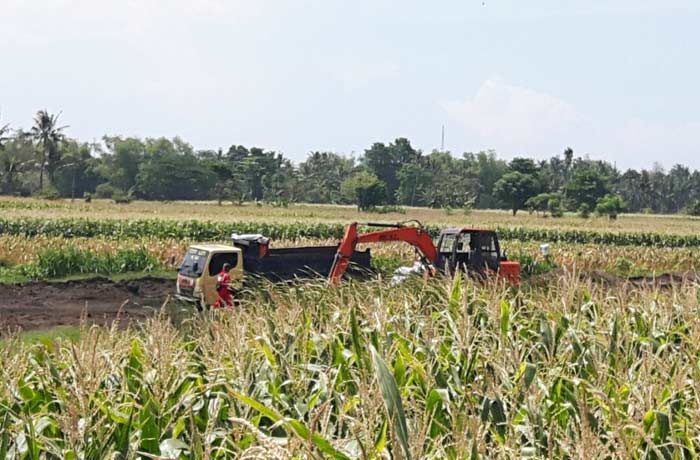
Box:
[2,274,699,458]
[20,246,159,278]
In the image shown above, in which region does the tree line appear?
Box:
[2,110,700,216]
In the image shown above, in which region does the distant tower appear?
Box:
[441,125,445,151]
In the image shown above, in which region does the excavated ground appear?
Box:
[2,271,700,334]
[0,276,174,335]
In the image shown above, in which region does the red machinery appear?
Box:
[329,222,520,285]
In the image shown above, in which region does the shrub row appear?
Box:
[2,217,700,248]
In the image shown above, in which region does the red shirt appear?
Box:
[218,270,231,291]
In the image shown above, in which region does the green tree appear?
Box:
[0,119,9,151]
[564,168,609,210]
[135,150,216,200]
[616,169,643,212]
[31,110,67,190]
[0,131,35,195]
[396,161,432,206]
[465,151,509,208]
[298,152,355,203]
[101,136,146,193]
[595,194,627,220]
[509,157,538,175]
[53,141,102,199]
[493,171,539,215]
[686,199,700,216]
[525,192,564,217]
[226,145,289,201]
[363,138,419,203]
[341,171,386,211]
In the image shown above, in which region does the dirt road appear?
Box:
[0,276,174,334]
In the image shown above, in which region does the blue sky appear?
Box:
[2,0,699,169]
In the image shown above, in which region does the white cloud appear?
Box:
[443,79,586,155]
[443,79,700,168]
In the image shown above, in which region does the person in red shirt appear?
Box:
[214,263,233,308]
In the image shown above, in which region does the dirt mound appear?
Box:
[0,276,174,334]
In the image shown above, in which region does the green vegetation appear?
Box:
[21,246,158,278]
[3,111,700,215]
[340,171,386,211]
[2,276,699,458]
[12,326,81,345]
[596,194,628,220]
[5,216,700,248]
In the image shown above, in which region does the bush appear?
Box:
[39,187,61,200]
[613,256,634,276]
[686,200,700,216]
[549,203,564,218]
[525,192,564,218]
[595,194,627,220]
[95,183,118,199]
[578,203,591,218]
[113,191,132,204]
[367,205,406,214]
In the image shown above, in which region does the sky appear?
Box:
[1,0,699,169]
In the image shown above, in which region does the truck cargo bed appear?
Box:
[242,245,372,281]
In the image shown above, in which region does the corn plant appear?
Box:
[2,273,700,458]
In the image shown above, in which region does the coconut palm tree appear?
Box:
[0,130,35,195]
[31,110,68,190]
[0,116,9,151]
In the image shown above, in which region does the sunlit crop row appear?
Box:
[2,234,699,281]
[3,216,700,249]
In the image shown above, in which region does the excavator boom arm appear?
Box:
[329,222,438,284]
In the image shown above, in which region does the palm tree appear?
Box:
[0,130,35,195]
[31,110,67,190]
[0,115,9,151]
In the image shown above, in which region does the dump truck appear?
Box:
[175,234,371,308]
[176,222,520,308]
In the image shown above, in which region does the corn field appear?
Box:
[2,201,700,458]
[1,275,699,458]
[3,216,700,248]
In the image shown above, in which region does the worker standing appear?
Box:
[214,263,234,308]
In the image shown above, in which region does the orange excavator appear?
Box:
[329,222,520,285]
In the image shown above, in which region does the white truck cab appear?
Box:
[175,244,243,308]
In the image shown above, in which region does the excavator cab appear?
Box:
[436,229,506,276]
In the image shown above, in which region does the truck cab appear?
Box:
[176,244,243,307]
[436,228,520,284]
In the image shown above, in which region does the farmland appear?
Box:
[2,197,700,458]
[5,196,700,235]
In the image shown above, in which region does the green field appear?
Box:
[2,198,700,458]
